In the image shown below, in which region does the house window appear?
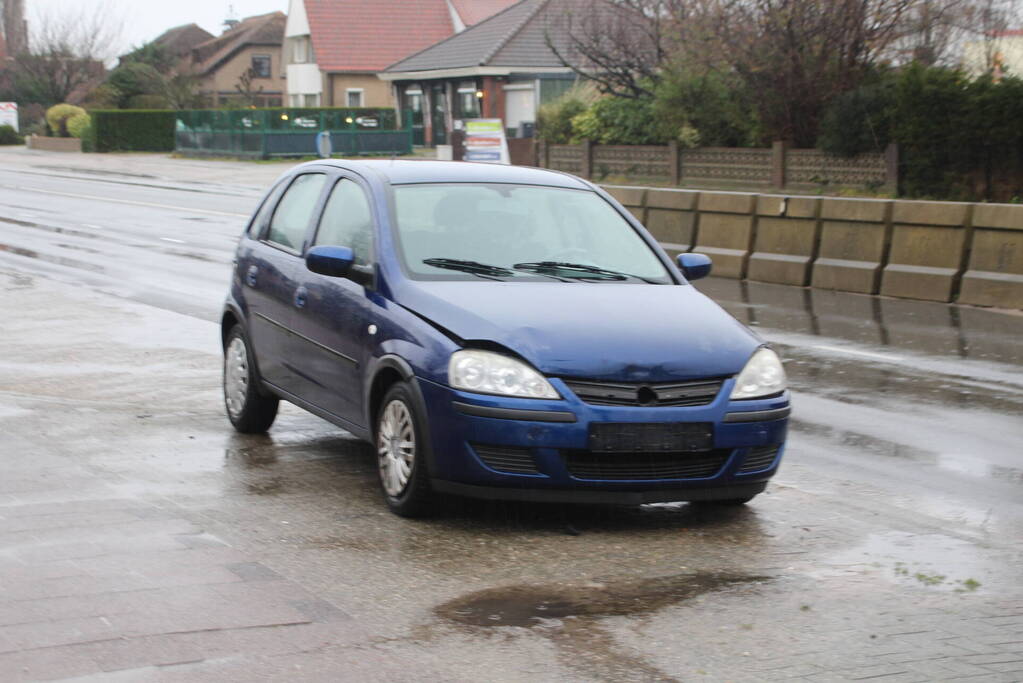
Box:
[405,89,423,113]
[457,81,481,118]
[293,36,312,63]
[251,54,271,78]
[346,89,364,107]
[303,93,320,107]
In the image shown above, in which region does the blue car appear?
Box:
[222,160,789,516]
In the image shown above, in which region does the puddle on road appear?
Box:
[817,531,992,593]
[436,572,768,628]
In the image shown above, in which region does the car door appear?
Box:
[243,171,327,396]
[289,175,377,428]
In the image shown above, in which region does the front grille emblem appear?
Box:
[636,386,658,406]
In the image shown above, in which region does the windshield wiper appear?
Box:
[423,258,515,280]
[513,261,659,284]
[423,258,573,282]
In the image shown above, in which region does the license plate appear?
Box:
[588,422,714,453]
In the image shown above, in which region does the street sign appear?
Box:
[0,103,18,132]
[464,119,509,164]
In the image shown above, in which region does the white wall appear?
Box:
[285,0,310,37]
[287,63,323,95]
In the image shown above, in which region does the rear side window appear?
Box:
[266,173,326,250]
[248,180,287,237]
[314,179,373,266]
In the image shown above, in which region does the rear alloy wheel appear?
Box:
[223,325,278,433]
[376,384,434,517]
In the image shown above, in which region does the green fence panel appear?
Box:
[174,107,411,158]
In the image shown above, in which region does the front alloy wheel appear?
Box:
[375,383,434,517]
[377,399,416,497]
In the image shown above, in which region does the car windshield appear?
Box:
[391,183,672,283]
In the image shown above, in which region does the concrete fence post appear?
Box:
[771,141,787,189]
[581,139,593,179]
[668,141,680,186]
[884,143,899,195]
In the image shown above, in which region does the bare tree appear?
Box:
[888,0,1021,67]
[234,67,265,107]
[708,0,918,145]
[12,2,123,105]
[544,0,699,98]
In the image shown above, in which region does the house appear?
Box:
[381,0,576,146]
[187,12,287,108]
[283,0,518,110]
[145,23,215,64]
[963,29,1023,77]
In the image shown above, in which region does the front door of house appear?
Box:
[430,83,447,146]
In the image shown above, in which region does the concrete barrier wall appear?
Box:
[959,204,1023,310]
[694,192,757,278]
[749,195,820,286]
[603,184,1023,310]
[644,188,700,258]
[881,202,970,303]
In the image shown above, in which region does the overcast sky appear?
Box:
[28,0,289,54]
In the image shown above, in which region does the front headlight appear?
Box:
[730,347,787,399]
[448,349,559,399]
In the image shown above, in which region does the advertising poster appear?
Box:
[0,103,18,132]
[464,119,509,164]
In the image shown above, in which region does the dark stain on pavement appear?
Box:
[436,572,768,628]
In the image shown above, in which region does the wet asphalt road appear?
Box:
[1,151,1022,681]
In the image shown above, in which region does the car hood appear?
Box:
[396,281,761,381]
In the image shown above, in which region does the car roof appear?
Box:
[291,159,594,190]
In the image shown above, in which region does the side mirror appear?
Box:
[677,253,712,281]
[306,245,355,278]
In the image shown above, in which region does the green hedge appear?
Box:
[88,110,176,152]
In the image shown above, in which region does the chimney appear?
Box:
[2,0,28,55]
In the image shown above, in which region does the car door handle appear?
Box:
[294,286,308,309]
[245,265,258,287]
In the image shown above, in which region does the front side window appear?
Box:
[392,183,671,283]
[346,89,363,107]
[251,54,271,78]
[266,173,326,251]
[314,179,373,266]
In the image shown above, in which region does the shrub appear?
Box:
[537,97,587,143]
[88,110,176,152]
[127,94,172,110]
[536,83,599,144]
[653,67,761,147]
[106,63,167,109]
[66,113,92,139]
[45,104,87,137]
[0,124,24,145]
[818,65,1023,200]
[570,96,665,145]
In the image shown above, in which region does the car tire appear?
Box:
[375,383,434,518]
[223,325,279,434]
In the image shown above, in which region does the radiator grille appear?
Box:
[739,446,780,473]
[472,444,539,475]
[562,449,731,481]
[563,378,723,407]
